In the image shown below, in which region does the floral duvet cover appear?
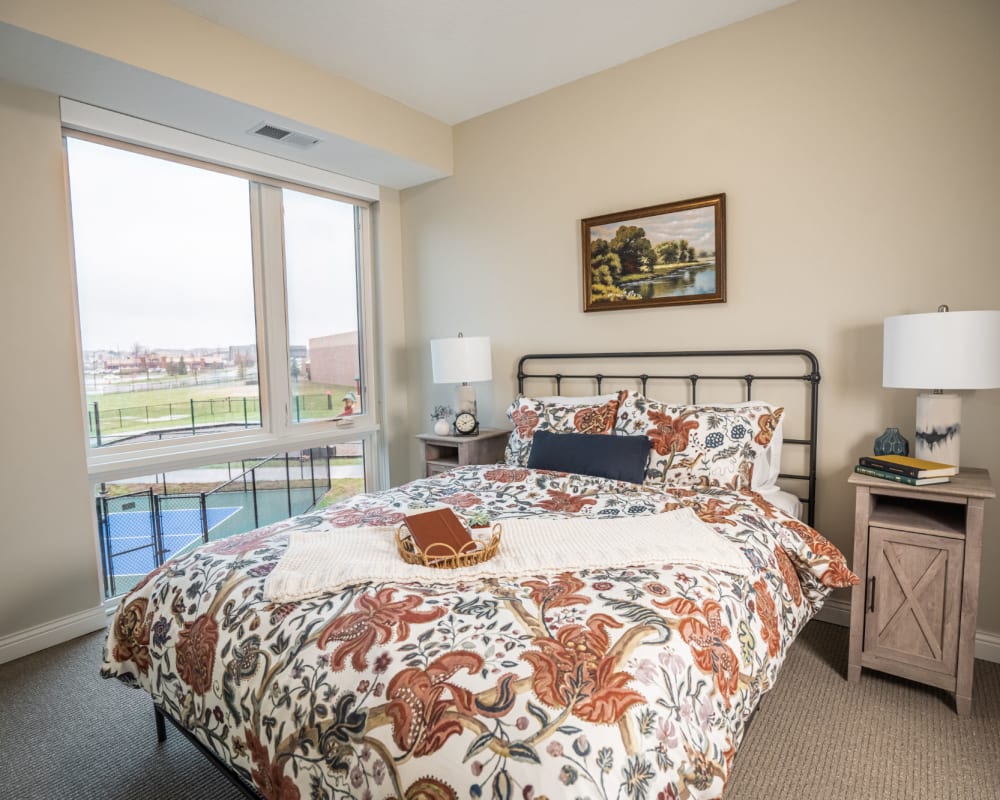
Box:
[102,465,856,800]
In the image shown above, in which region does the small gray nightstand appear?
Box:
[847,467,995,715]
[416,429,509,477]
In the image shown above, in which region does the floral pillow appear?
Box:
[618,393,783,490]
[505,394,623,466]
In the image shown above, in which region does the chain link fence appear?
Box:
[96,446,351,597]
[88,391,361,447]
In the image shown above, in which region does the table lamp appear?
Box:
[430,333,492,415]
[883,306,1000,468]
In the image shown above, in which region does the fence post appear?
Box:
[93,401,102,447]
[151,489,165,566]
[199,493,209,544]
[190,399,196,434]
[285,452,292,517]
[251,465,259,528]
[309,447,318,505]
[96,496,110,597]
[294,395,301,423]
[243,397,248,428]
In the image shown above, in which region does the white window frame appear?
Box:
[62,103,384,490]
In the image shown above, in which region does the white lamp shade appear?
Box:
[883,310,1000,390]
[431,336,493,384]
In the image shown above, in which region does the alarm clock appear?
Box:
[453,411,479,436]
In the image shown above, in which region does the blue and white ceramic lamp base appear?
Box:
[915,392,961,468]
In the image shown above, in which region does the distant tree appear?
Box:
[610,226,656,275]
[656,240,680,264]
[178,355,188,375]
[591,238,623,278]
[291,359,300,381]
[592,264,615,286]
[236,353,246,380]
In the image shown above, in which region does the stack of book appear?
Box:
[854,454,958,486]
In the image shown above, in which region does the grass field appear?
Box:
[616,259,713,283]
[87,379,356,438]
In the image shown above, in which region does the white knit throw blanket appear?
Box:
[264,508,750,602]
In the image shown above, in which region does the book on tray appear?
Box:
[853,464,951,486]
[858,454,958,479]
[401,507,475,556]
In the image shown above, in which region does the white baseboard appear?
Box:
[814,597,1000,664]
[976,630,1000,664]
[0,606,107,665]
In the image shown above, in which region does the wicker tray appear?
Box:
[395,522,502,569]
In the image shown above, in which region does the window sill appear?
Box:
[85,418,378,482]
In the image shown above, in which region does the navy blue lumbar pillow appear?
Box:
[527,430,650,484]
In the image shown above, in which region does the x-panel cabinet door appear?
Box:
[864,526,963,676]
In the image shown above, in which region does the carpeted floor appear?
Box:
[727,621,1000,799]
[0,620,997,799]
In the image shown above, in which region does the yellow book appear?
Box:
[859,454,957,478]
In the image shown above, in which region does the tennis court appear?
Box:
[98,447,351,598]
[104,506,240,576]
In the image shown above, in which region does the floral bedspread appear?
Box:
[102,465,856,800]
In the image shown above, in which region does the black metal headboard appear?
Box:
[516,349,821,526]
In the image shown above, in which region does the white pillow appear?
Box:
[709,401,783,489]
[619,391,783,491]
[524,393,784,489]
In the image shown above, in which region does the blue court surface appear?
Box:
[105,506,240,575]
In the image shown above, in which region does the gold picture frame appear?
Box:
[582,193,726,312]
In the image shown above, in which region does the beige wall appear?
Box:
[400,0,1000,633]
[0,79,101,638]
[371,188,413,485]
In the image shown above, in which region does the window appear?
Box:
[282,188,364,423]
[94,442,365,599]
[64,126,380,597]
[67,138,261,446]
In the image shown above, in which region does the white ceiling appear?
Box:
[169,0,797,124]
[0,1,796,188]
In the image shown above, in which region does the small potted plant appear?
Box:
[431,405,454,436]
[466,510,491,529]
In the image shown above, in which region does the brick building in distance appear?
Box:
[308,331,360,390]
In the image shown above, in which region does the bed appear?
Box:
[102,349,856,800]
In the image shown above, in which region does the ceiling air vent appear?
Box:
[248,122,321,149]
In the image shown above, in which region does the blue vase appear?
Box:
[874,427,909,456]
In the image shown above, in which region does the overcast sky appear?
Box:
[66,137,358,353]
[590,204,716,253]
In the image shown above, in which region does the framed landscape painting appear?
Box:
[582,193,726,312]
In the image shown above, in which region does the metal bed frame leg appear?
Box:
[154,705,167,743]
[150,700,264,798]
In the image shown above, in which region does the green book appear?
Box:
[853,464,950,486]
[859,454,958,478]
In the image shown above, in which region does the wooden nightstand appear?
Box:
[416,429,509,477]
[847,467,995,714]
